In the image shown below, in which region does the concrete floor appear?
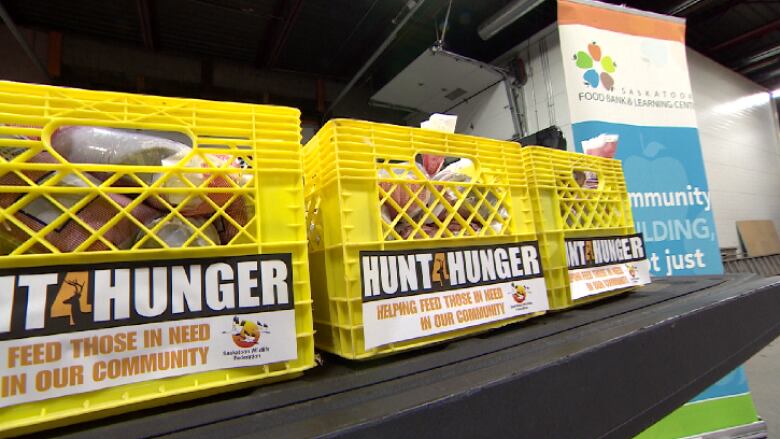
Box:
[745,337,780,437]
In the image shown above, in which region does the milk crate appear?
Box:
[304,119,549,360]
[522,146,651,310]
[0,81,314,435]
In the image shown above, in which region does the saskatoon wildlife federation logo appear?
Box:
[626,264,639,281]
[573,42,617,91]
[510,283,528,304]
[230,316,270,348]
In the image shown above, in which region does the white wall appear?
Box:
[495,25,573,146]
[448,81,517,140]
[443,25,573,143]
[688,50,780,248]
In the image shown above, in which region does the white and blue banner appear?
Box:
[558,0,723,276]
[558,2,757,437]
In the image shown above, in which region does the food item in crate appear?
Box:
[137,216,220,248]
[578,133,619,189]
[428,158,475,221]
[421,154,445,176]
[0,123,41,159]
[379,156,508,239]
[377,153,446,225]
[0,224,47,254]
[378,162,431,223]
[214,195,254,245]
[582,133,618,159]
[51,126,249,215]
[427,158,508,234]
[51,126,191,172]
[396,221,480,240]
[157,150,250,216]
[0,152,160,253]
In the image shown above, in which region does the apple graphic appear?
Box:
[583,69,599,88]
[600,72,615,91]
[588,42,601,61]
[601,56,616,73]
[574,51,593,69]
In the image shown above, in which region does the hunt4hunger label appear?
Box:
[360,242,549,349]
[0,254,297,408]
[565,233,651,300]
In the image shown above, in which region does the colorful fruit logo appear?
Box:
[573,42,616,91]
[511,283,527,304]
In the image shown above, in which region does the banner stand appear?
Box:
[557,1,761,437]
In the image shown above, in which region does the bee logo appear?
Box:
[627,264,639,281]
[510,283,527,304]
[229,316,270,349]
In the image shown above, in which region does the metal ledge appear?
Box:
[51,274,780,439]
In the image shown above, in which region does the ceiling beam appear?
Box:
[685,0,741,22]
[753,65,780,85]
[257,0,304,68]
[257,0,286,67]
[711,18,780,52]
[666,0,707,16]
[739,53,780,74]
[47,31,62,78]
[0,2,49,80]
[268,0,303,68]
[734,44,780,69]
[326,0,429,115]
[136,0,156,50]
[255,0,286,67]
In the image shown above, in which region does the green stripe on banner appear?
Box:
[635,394,759,439]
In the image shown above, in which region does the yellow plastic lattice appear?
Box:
[303,119,542,359]
[0,80,314,435]
[522,146,636,310]
[373,159,513,241]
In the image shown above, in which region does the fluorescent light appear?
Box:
[478,0,546,40]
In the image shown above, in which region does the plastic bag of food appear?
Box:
[420,113,457,133]
[51,126,191,173]
[158,150,250,216]
[137,216,220,248]
[378,162,431,224]
[579,133,619,189]
[0,123,41,161]
[214,195,254,245]
[396,221,480,240]
[0,152,160,253]
[428,158,476,221]
[421,154,445,176]
[51,126,249,215]
[427,158,508,233]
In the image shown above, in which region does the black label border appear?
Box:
[0,253,295,342]
[564,233,647,270]
[360,241,544,303]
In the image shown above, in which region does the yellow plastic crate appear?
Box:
[304,119,548,360]
[0,81,314,435]
[522,146,644,310]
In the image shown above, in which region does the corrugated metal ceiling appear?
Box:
[2,0,779,89]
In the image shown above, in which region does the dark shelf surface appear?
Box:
[50,274,780,439]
